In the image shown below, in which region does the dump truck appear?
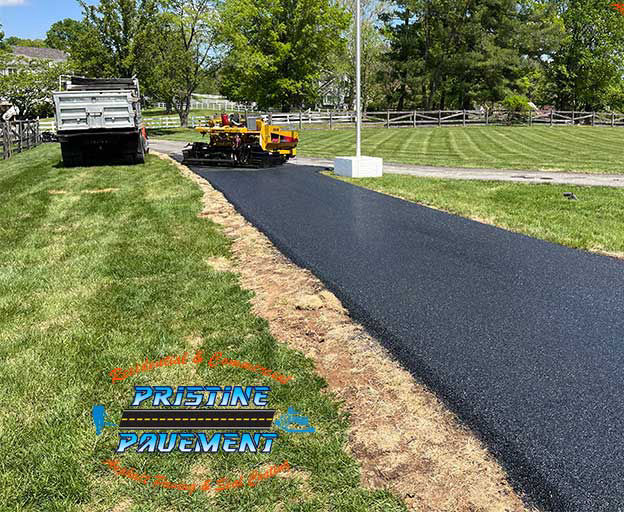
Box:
[53,76,148,166]
[182,114,298,167]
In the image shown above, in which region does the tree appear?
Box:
[45,18,88,53]
[379,0,560,110]
[5,37,47,48]
[0,24,6,51]
[144,0,220,126]
[218,0,350,110]
[333,0,390,111]
[545,0,624,110]
[77,0,160,77]
[0,58,70,118]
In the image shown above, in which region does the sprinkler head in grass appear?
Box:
[563,192,578,200]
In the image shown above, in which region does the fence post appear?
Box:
[299,111,303,130]
[18,121,23,154]
[485,109,489,126]
[550,110,553,126]
[529,110,532,126]
[592,112,595,127]
[329,111,333,130]
[462,110,466,127]
[438,110,441,127]
[268,112,273,125]
[413,111,417,128]
[571,110,575,125]
[386,110,390,128]
[612,112,615,127]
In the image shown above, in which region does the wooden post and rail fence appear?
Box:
[1,119,41,160]
[36,109,624,133]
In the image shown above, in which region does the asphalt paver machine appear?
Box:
[182,114,299,168]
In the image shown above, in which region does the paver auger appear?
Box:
[182,114,299,167]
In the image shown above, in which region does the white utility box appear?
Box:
[334,156,383,178]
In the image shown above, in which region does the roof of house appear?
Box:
[11,46,68,62]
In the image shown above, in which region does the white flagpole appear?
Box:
[355,0,362,157]
[334,0,382,177]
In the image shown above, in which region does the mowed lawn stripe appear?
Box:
[488,128,536,158]
[458,128,491,161]
[367,130,402,155]
[462,128,519,165]
[553,128,624,158]
[511,128,573,163]
[448,129,468,161]
[397,128,417,156]
[295,126,624,174]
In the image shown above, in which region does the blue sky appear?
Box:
[0,0,95,40]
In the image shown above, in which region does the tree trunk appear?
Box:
[179,95,191,128]
[397,83,407,111]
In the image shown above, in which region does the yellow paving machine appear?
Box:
[182,114,299,167]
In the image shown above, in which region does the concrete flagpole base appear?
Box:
[334,156,383,178]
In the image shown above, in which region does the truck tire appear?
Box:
[130,136,145,165]
[60,141,84,167]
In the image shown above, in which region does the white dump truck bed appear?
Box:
[53,90,138,132]
[52,76,147,166]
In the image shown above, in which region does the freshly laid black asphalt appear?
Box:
[191,162,624,511]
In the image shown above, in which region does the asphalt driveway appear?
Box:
[180,158,624,512]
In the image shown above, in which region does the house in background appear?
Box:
[1,46,69,76]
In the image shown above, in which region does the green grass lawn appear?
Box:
[302,126,624,174]
[0,145,405,512]
[151,125,624,174]
[329,173,624,257]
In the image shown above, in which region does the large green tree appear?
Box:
[45,18,88,53]
[142,0,220,126]
[336,0,390,111]
[545,0,624,110]
[77,0,160,78]
[380,0,560,110]
[218,0,350,110]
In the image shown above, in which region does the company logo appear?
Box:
[115,385,278,454]
[95,355,313,493]
[92,405,117,435]
[101,458,291,495]
[95,385,315,452]
[275,407,316,433]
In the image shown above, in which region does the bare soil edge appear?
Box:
[154,152,535,512]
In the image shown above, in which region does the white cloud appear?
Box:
[0,0,26,5]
